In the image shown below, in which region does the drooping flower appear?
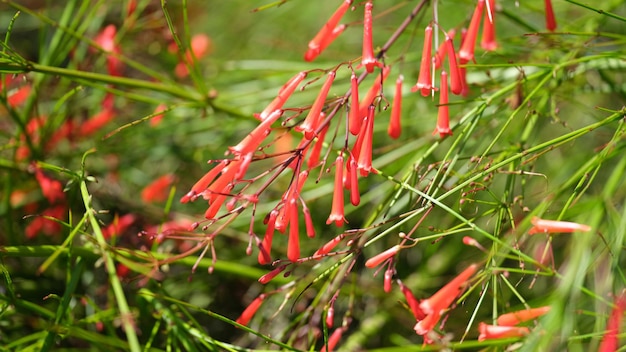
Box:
[544,0,557,32]
[412,25,434,96]
[356,105,376,176]
[433,70,453,138]
[434,29,456,70]
[478,323,530,341]
[481,0,498,51]
[388,75,403,139]
[383,269,393,293]
[287,197,300,262]
[599,290,626,352]
[527,216,591,235]
[304,0,352,61]
[327,155,347,227]
[235,294,266,326]
[93,25,123,76]
[348,73,362,135]
[258,210,278,265]
[459,0,485,63]
[398,280,426,320]
[445,36,463,95]
[347,153,360,206]
[358,1,383,73]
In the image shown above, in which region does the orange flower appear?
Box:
[236,294,266,326]
[599,290,626,352]
[327,155,347,227]
[257,72,307,121]
[358,1,383,73]
[496,306,551,326]
[478,323,530,341]
[528,216,591,235]
[459,0,485,63]
[365,245,400,268]
[415,264,478,335]
[297,71,336,139]
[480,0,498,51]
[304,0,352,62]
[412,25,433,96]
[320,327,344,352]
[141,174,175,203]
[387,75,403,139]
[433,70,452,138]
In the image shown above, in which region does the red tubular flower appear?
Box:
[304,0,352,61]
[326,306,335,328]
[314,234,344,258]
[414,264,478,336]
[544,0,557,32]
[433,70,453,138]
[302,204,316,238]
[445,37,463,95]
[358,1,383,73]
[236,294,266,326]
[412,25,433,96]
[7,85,31,107]
[347,153,360,206]
[181,160,228,203]
[599,291,626,352]
[388,75,403,139]
[327,155,347,227]
[229,109,283,155]
[141,174,175,203]
[287,198,300,262]
[365,245,400,268]
[320,327,344,352]
[79,109,116,137]
[356,105,376,176]
[204,184,233,219]
[496,306,551,326]
[102,213,137,239]
[25,204,66,239]
[258,210,278,265]
[481,0,498,51]
[434,29,456,70]
[348,73,362,135]
[307,121,329,168]
[399,280,426,320]
[94,25,123,76]
[258,72,307,121]
[34,166,65,205]
[527,216,591,235]
[358,65,391,119]
[478,323,530,341]
[459,0,485,63]
[419,264,477,315]
[258,265,287,284]
[383,269,393,293]
[297,71,336,139]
